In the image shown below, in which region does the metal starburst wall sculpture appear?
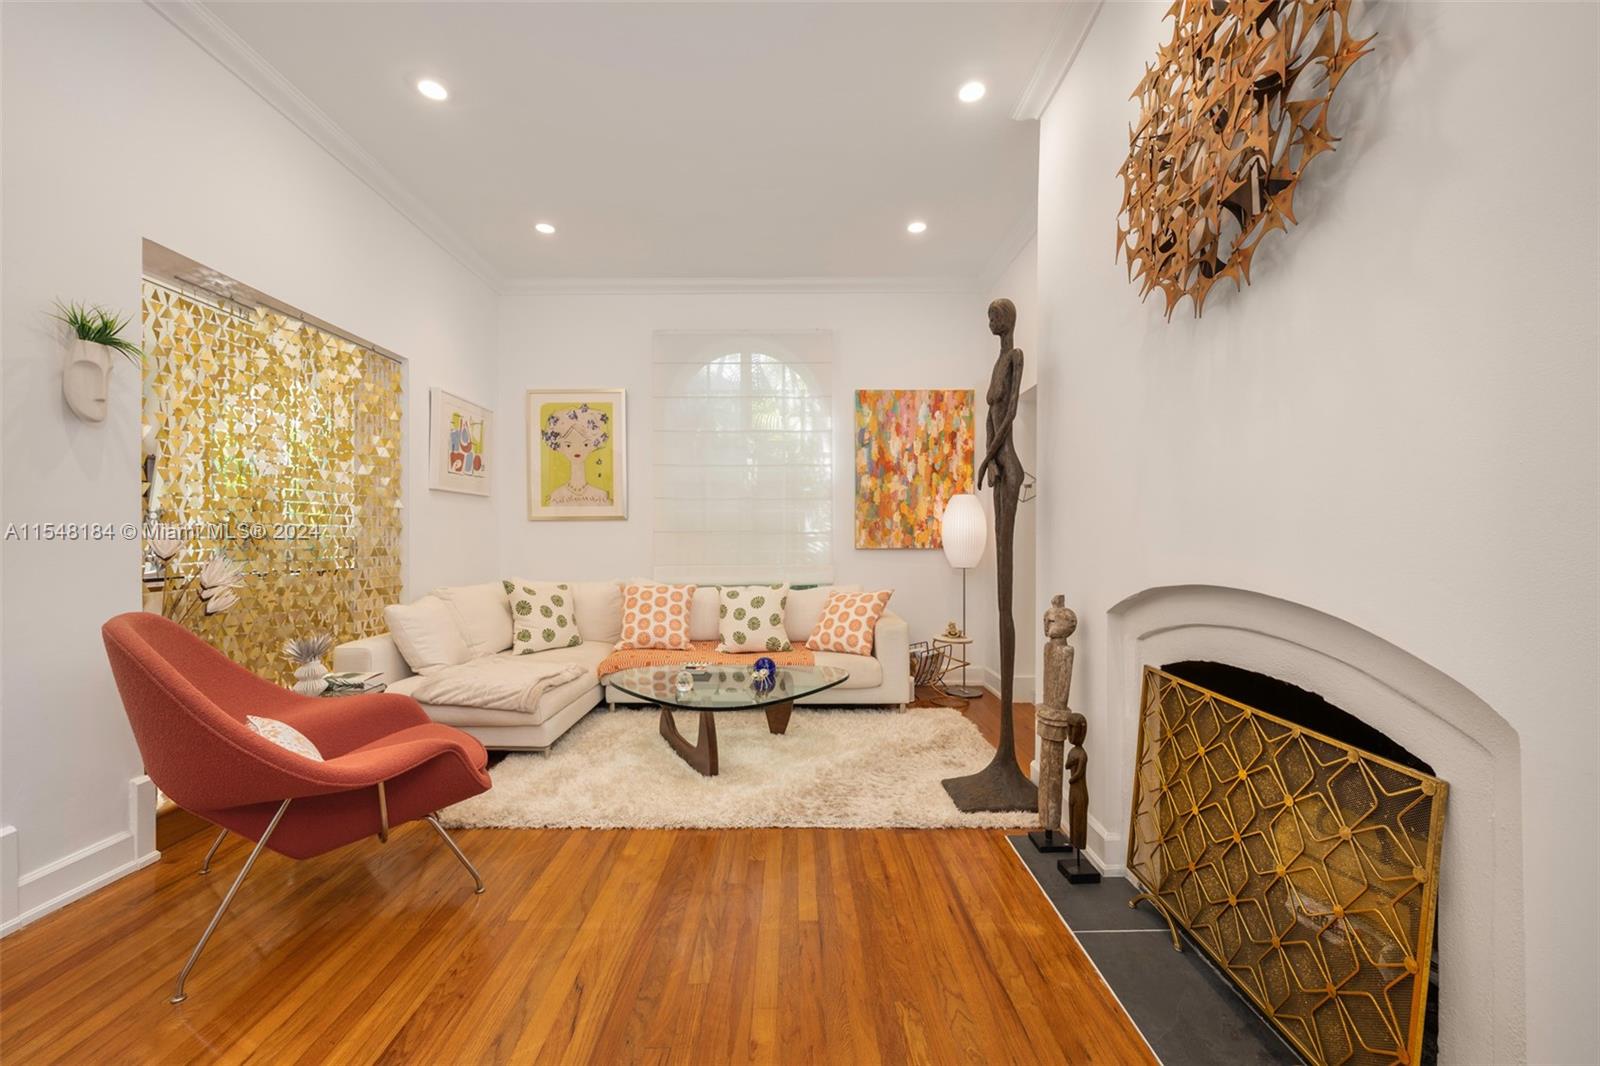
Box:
[1116,0,1374,318]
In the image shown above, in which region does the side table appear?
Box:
[933,634,983,699]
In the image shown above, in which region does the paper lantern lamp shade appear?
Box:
[940,494,987,569]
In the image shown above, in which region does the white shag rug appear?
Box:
[438,706,1032,830]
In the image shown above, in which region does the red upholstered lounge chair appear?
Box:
[101,612,492,1003]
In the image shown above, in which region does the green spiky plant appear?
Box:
[52,300,144,364]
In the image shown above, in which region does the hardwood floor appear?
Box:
[1,699,1149,1065]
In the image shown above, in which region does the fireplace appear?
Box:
[1100,585,1525,1064]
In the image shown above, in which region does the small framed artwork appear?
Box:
[526,388,627,520]
[429,388,492,496]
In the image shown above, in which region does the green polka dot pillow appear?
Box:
[716,584,792,653]
[503,580,582,654]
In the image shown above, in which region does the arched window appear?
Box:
[651,331,834,584]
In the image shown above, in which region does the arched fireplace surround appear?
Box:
[1091,585,1525,1064]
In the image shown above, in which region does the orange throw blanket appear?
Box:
[596,640,815,679]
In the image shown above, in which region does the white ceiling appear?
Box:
[194,2,1068,285]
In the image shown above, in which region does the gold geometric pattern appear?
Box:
[1127,668,1445,1066]
[1116,0,1374,317]
[142,280,402,682]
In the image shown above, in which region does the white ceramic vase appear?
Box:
[293,661,329,696]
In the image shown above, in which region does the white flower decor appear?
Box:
[147,524,183,562]
[283,632,333,695]
[197,553,244,599]
[169,550,244,627]
[282,633,333,665]
[203,587,239,616]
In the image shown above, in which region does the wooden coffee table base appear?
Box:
[657,701,794,777]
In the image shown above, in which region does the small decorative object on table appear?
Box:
[750,656,777,694]
[674,669,695,695]
[283,634,333,696]
[942,621,963,638]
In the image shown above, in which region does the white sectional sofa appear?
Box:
[333,581,912,751]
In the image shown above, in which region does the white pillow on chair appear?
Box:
[246,715,324,761]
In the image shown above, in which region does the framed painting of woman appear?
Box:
[526,388,627,520]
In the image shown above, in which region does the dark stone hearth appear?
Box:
[1008,836,1301,1065]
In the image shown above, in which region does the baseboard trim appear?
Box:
[978,667,1036,704]
[1087,814,1125,876]
[0,775,159,937]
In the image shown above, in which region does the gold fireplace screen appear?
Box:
[1127,668,1446,1066]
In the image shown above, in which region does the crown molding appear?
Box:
[978,218,1038,294]
[1012,1,1104,121]
[501,275,984,297]
[145,0,503,290]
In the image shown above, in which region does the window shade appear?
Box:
[651,331,833,585]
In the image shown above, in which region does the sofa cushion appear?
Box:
[391,648,605,728]
[688,585,721,642]
[525,580,624,643]
[384,595,471,674]
[617,583,696,650]
[435,582,512,657]
[785,584,860,642]
[717,584,792,652]
[806,590,893,656]
[809,651,883,690]
[505,580,583,654]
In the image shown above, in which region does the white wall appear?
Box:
[495,288,996,644]
[1034,2,1598,1060]
[0,1,498,930]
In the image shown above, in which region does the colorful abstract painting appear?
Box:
[429,388,491,496]
[854,389,975,549]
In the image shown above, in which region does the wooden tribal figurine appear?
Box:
[1030,595,1078,853]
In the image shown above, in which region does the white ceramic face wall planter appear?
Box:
[63,338,113,422]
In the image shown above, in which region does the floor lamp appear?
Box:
[941,493,987,699]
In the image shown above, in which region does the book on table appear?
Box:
[324,671,382,690]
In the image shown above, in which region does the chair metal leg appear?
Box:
[198,829,228,875]
[424,815,485,894]
[376,781,389,844]
[170,799,291,1004]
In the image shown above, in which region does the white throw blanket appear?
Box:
[409,656,587,715]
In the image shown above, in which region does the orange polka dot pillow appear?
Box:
[617,583,697,650]
[805,590,893,656]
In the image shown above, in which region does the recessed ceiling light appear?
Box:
[534,222,556,235]
[958,80,987,103]
[416,78,449,101]
[906,220,928,235]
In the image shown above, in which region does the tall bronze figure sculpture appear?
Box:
[942,299,1037,813]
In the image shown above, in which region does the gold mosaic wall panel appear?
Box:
[142,280,402,681]
[1128,668,1446,1066]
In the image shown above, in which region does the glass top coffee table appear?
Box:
[608,664,849,777]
